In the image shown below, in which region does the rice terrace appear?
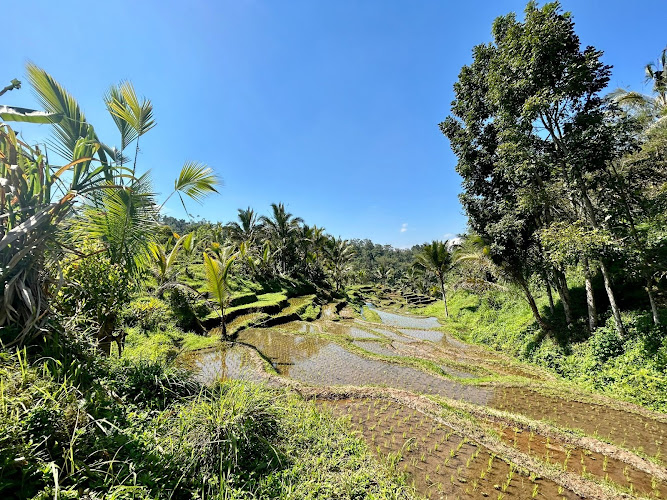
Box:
[1,1,666,499]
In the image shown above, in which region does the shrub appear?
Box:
[169,288,207,332]
[590,324,624,363]
[123,296,172,331]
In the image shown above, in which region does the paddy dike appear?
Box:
[186,305,667,499]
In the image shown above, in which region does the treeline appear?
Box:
[158,204,355,292]
[439,2,666,338]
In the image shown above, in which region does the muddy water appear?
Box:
[352,340,399,357]
[397,328,444,343]
[491,387,667,459]
[370,306,441,329]
[193,313,667,463]
[180,345,264,384]
[237,328,493,404]
[277,341,493,405]
[236,328,330,376]
[322,399,582,500]
[363,326,408,341]
[326,323,380,339]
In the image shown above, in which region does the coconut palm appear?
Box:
[202,248,236,339]
[260,203,303,275]
[611,47,667,130]
[414,240,453,317]
[225,207,261,247]
[325,237,355,291]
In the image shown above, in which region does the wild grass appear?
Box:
[0,334,413,499]
[362,306,383,323]
[409,289,667,412]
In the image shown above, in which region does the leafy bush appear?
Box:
[590,324,624,363]
[169,288,207,332]
[123,296,172,331]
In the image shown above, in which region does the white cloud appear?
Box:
[400,223,408,233]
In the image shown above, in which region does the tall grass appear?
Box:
[0,333,414,499]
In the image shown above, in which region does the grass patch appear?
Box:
[0,339,414,499]
[408,289,667,412]
[362,306,382,323]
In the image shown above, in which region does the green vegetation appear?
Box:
[0,341,412,499]
[1,2,666,497]
[0,67,403,498]
[409,289,667,411]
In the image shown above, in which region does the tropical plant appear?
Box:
[0,64,219,348]
[326,237,355,291]
[260,203,303,275]
[150,234,185,289]
[0,124,108,344]
[611,46,667,130]
[202,248,236,338]
[414,241,453,317]
[225,207,262,247]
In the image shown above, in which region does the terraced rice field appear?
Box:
[187,304,667,499]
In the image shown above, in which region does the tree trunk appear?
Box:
[648,284,660,326]
[517,277,550,332]
[609,163,660,326]
[599,261,626,338]
[579,186,627,338]
[439,276,449,318]
[543,272,555,315]
[583,257,598,332]
[553,268,573,326]
[97,313,117,356]
[221,308,227,339]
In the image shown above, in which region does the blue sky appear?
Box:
[4,1,665,247]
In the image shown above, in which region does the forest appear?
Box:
[1,2,666,499]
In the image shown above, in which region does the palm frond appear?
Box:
[107,81,156,138]
[104,84,139,151]
[26,63,91,160]
[77,172,158,274]
[175,161,220,203]
[0,104,62,124]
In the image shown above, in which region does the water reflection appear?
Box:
[236,328,330,376]
[181,345,263,384]
[369,306,441,329]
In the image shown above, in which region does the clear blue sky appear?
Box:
[4,1,665,247]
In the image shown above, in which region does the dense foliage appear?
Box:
[440,1,666,340]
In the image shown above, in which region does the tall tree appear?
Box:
[225,207,261,247]
[414,241,453,318]
[260,203,303,275]
[442,1,635,337]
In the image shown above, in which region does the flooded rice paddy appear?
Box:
[321,398,582,499]
[187,305,667,498]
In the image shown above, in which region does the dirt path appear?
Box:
[185,308,667,499]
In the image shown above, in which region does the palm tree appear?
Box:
[611,47,667,129]
[225,207,261,247]
[0,64,220,349]
[149,236,184,292]
[415,240,453,317]
[260,203,303,275]
[202,248,236,339]
[326,237,355,291]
